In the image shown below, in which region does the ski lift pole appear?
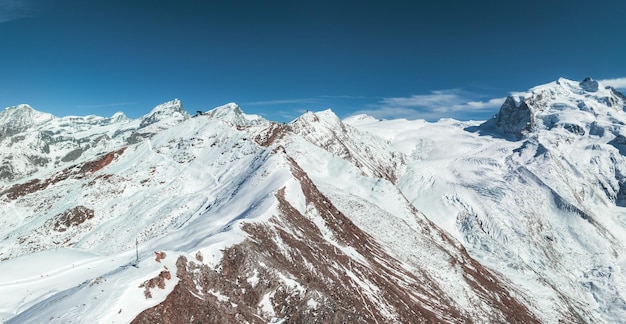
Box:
[135,238,139,267]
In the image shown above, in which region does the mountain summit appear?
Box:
[0,104,54,137]
[139,98,190,129]
[481,77,626,139]
[206,102,267,126]
[1,78,626,323]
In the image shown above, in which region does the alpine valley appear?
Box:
[1,77,625,323]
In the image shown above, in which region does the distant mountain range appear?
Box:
[1,77,625,323]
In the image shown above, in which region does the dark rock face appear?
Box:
[608,135,626,155]
[0,162,16,182]
[610,87,626,104]
[490,96,533,139]
[580,77,599,92]
[563,123,585,135]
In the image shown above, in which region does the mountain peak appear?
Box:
[550,76,605,95]
[295,108,340,124]
[150,98,184,113]
[139,99,190,129]
[2,104,48,118]
[207,102,266,126]
[210,102,243,116]
[110,111,129,123]
[479,77,626,139]
[343,113,379,124]
[0,104,55,136]
[10,103,33,110]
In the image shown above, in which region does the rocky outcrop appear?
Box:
[53,206,95,232]
[139,270,173,299]
[579,77,599,92]
[154,251,166,263]
[492,96,533,138]
[253,122,291,147]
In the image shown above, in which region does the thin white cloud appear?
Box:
[351,107,439,121]
[353,89,504,121]
[0,0,31,22]
[245,95,373,107]
[317,95,374,100]
[277,109,308,121]
[380,90,461,108]
[465,98,506,110]
[244,98,321,106]
[76,102,136,109]
[599,77,626,90]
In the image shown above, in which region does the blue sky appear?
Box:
[1,0,626,122]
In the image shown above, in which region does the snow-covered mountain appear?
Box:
[1,77,625,323]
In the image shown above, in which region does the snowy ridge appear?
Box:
[289,109,405,183]
[347,77,626,323]
[1,78,626,323]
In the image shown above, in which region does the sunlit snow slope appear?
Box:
[346,77,626,323]
[1,77,625,323]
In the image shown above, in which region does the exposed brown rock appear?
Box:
[132,256,262,324]
[78,148,127,173]
[53,206,95,232]
[154,251,166,263]
[1,148,125,200]
[139,270,172,299]
[86,174,114,187]
[254,122,291,147]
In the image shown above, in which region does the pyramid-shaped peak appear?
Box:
[299,109,345,130]
[2,104,46,116]
[207,102,266,127]
[313,108,338,120]
[296,109,339,123]
[139,99,190,129]
[150,99,184,113]
[210,102,243,116]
